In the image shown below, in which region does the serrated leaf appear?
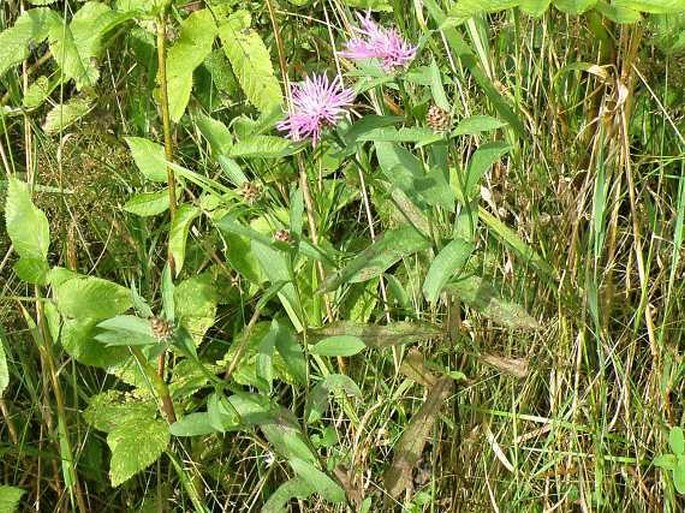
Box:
[289,458,346,503]
[0,8,59,78]
[453,115,508,136]
[53,275,132,320]
[423,238,475,303]
[13,257,49,285]
[218,10,282,114]
[0,486,25,513]
[169,204,200,276]
[123,189,171,216]
[23,76,53,108]
[42,97,93,134]
[196,114,232,155]
[84,390,157,432]
[445,275,539,330]
[174,273,217,346]
[107,415,170,487]
[310,336,366,357]
[125,137,168,182]
[5,178,50,262]
[164,9,216,121]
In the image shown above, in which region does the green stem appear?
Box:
[156,14,177,275]
[131,347,177,423]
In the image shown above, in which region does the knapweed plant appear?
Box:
[2,0,685,511]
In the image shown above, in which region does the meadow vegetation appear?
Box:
[1,0,685,511]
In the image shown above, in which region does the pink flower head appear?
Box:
[339,12,417,71]
[277,74,355,146]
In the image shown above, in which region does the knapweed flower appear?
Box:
[339,12,417,71]
[277,73,355,146]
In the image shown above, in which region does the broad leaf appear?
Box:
[107,415,170,487]
[307,374,362,423]
[262,477,316,513]
[123,189,171,217]
[164,9,217,121]
[174,273,218,346]
[289,458,345,503]
[5,178,50,262]
[310,321,443,348]
[84,390,157,433]
[0,8,60,77]
[53,275,132,320]
[453,115,507,136]
[218,10,282,114]
[43,97,93,134]
[670,427,685,455]
[464,141,511,199]
[552,0,598,14]
[0,486,25,513]
[423,238,475,303]
[310,336,366,357]
[169,412,218,437]
[125,137,168,182]
[445,275,539,330]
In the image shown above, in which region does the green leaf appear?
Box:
[464,141,511,199]
[654,454,677,470]
[123,189,171,216]
[0,327,9,397]
[552,0,598,14]
[453,115,508,136]
[84,390,157,433]
[107,415,170,487]
[196,114,232,155]
[307,374,362,423]
[321,225,430,291]
[256,320,278,394]
[670,427,685,455]
[423,238,475,303]
[0,8,60,78]
[174,273,218,346]
[675,456,685,494]
[23,75,54,108]
[217,10,283,114]
[95,315,158,346]
[594,1,640,22]
[165,9,217,121]
[613,0,683,13]
[478,207,556,280]
[169,412,218,437]
[519,0,552,15]
[444,276,540,330]
[42,96,93,134]
[13,256,49,285]
[289,458,346,503]
[428,58,450,112]
[59,317,130,368]
[448,0,520,24]
[169,204,201,276]
[262,477,317,513]
[5,178,50,262]
[357,127,443,146]
[274,324,307,385]
[228,135,294,159]
[310,321,443,348]
[310,335,366,357]
[0,486,25,513]
[53,275,132,320]
[259,409,318,463]
[125,137,168,182]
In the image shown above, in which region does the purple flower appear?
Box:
[339,12,417,71]
[277,74,355,146]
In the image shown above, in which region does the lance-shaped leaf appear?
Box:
[309,321,443,349]
[321,225,430,292]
